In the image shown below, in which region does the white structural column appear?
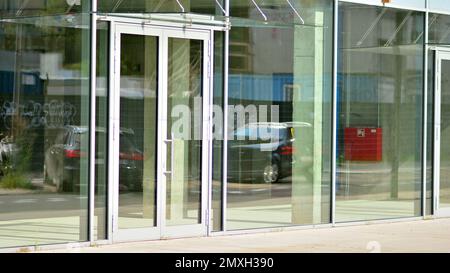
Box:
[292,11,324,224]
[313,12,325,222]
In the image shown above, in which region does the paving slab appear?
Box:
[37,218,450,253]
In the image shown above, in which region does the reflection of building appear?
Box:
[0,0,449,252]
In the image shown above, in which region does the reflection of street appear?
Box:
[226,175,304,230]
[0,216,83,249]
[0,193,87,221]
[0,192,89,248]
[336,161,421,198]
[227,179,292,204]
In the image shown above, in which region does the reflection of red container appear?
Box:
[344,128,382,161]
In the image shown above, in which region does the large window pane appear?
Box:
[165,38,203,226]
[227,0,333,230]
[336,3,424,222]
[0,15,90,248]
[118,34,157,229]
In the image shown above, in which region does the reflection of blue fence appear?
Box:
[229,73,332,102]
[229,73,296,102]
[229,74,282,101]
[0,71,42,95]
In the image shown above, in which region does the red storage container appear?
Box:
[344,127,382,161]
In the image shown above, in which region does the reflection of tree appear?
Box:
[0,116,35,189]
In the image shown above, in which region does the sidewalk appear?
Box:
[40,218,450,253]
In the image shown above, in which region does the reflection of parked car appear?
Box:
[44,126,143,192]
[228,122,297,184]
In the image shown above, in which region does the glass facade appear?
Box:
[336,3,424,222]
[1,0,450,250]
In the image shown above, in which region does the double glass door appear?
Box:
[111,23,211,241]
[434,51,450,217]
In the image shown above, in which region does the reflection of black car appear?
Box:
[44,126,143,192]
[227,123,297,184]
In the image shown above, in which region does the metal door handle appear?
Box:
[164,133,175,181]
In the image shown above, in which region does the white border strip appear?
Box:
[89,0,97,243]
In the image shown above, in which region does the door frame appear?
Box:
[433,49,450,218]
[108,20,214,242]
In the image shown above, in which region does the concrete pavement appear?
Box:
[39,218,450,253]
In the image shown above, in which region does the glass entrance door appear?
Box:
[111,24,211,241]
[434,51,450,217]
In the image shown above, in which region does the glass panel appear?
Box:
[0,0,91,18]
[439,59,450,209]
[212,32,224,231]
[428,13,450,45]
[118,34,157,229]
[0,15,90,248]
[336,3,424,222]
[227,0,333,230]
[166,37,202,226]
[95,21,109,239]
[97,0,225,16]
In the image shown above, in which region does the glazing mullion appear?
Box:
[89,0,97,243]
[221,0,230,232]
[433,52,440,214]
[331,0,339,226]
[422,4,429,217]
